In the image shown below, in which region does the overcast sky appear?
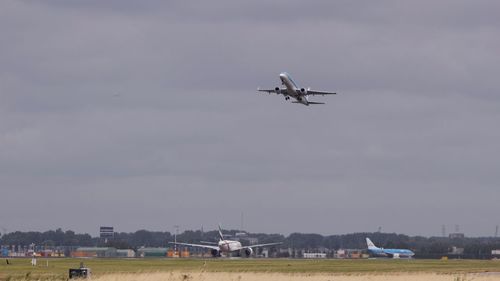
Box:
[1,0,500,237]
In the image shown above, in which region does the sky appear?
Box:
[1,0,500,237]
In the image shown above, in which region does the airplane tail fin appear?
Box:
[366,238,379,250]
[218,224,224,241]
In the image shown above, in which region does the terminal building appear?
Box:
[71,247,117,258]
[303,252,327,259]
[137,247,168,257]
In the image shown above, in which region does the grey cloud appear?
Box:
[1,0,499,237]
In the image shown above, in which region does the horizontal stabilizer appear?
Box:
[291,101,325,105]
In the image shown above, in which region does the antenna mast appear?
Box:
[241,212,244,231]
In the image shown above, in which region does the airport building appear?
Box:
[334,249,366,259]
[167,249,190,258]
[303,252,327,259]
[137,247,168,257]
[492,250,500,257]
[117,249,136,258]
[71,247,117,258]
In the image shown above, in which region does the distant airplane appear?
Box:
[169,225,281,257]
[366,237,415,258]
[258,72,336,105]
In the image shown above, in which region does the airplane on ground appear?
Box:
[169,226,282,257]
[257,72,336,106]
[366,237,415,258]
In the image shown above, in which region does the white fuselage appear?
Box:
[279,72,309,105]
[218,239,242,253]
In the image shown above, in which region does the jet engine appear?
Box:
[392,253,400,259]
[241,248,253,257]
[211,249,220,257]
[300,88,307,95]
[275,87,280,94]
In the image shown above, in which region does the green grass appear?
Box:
[1,258,499,280]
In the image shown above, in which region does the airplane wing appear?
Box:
[245,242,282,249]
[168,241,219,250]
[305,90,336,96]
[257,88,287,95]
[199,241,218,245]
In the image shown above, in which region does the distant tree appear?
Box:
[2,228,500,259]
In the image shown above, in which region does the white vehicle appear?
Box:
[169,226,281,257]
[258,72,337,105]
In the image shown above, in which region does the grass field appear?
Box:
[1,258,500,280]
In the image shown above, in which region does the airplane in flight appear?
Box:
[366,237,415,258]
[170,226,282,257]
[257,72,336,105]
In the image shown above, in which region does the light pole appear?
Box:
[174,225,179,254]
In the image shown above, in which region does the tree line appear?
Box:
[2,228,500,259]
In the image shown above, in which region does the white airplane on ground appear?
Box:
[169,226,282,257]
[258,72,337,105]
